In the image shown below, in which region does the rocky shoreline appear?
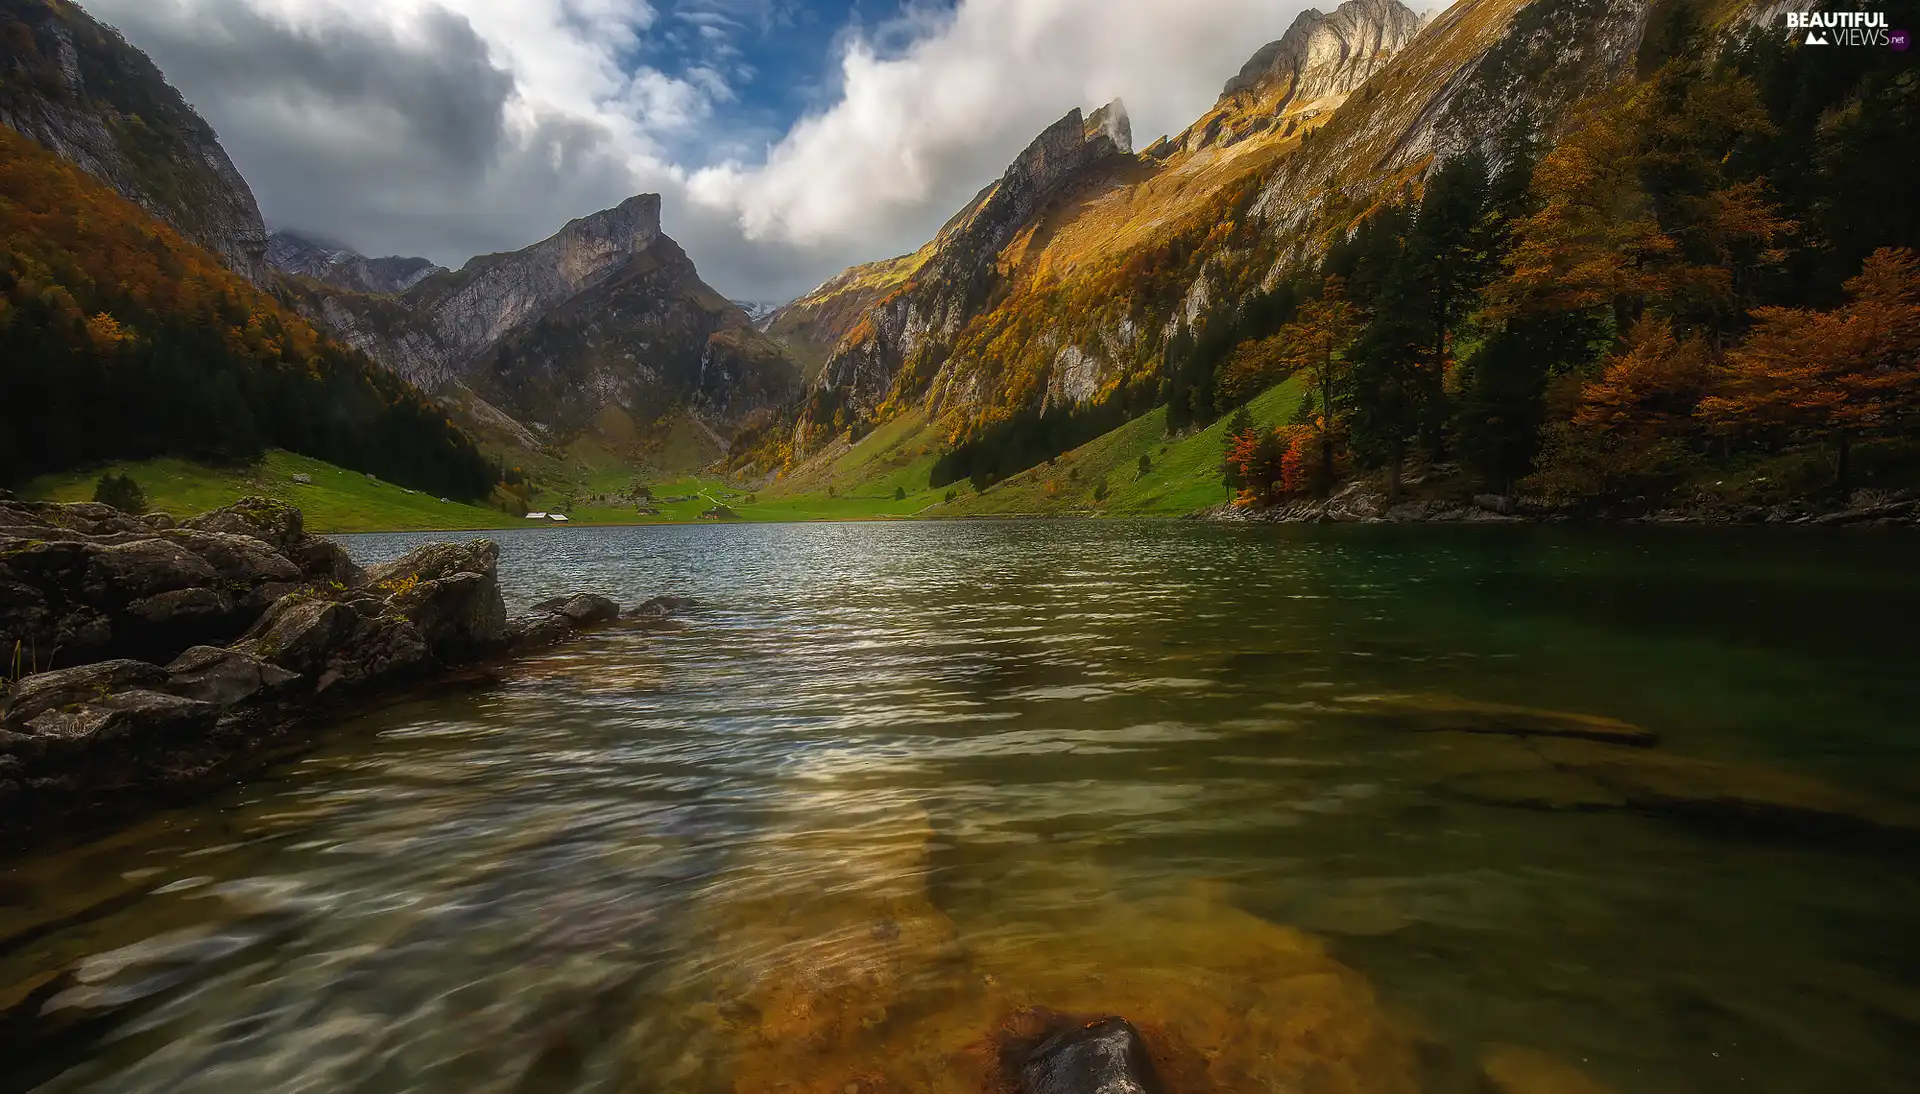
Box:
[0,495,678,849]
[1201,480,1920,528]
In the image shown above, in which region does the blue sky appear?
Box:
[93,0,1321,300]
[637,0,955,166]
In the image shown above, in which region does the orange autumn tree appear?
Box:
[1278,277,1357,495]
[1530,316,1713,501]
[1698,247,1920,492]
[0,126,496,496]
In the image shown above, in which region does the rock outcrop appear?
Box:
[1188,0,1425,151]
[0,496,352,665]
[0,497,674,845]
[1225,0,1425,106]
[0,0,270,282]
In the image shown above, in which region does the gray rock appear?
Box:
[21,689,218,751]
[367,540,507,656]
[124,587,233,626]
[161,529,302,587]
[3,659,167,727]
[624,595,695,620]
[1021,1017,1160,1094]
[236,598,364,676]
[165,646,298,707]
[83,539,219,602]
[532,593,620,627]
[181,497,306,554]
[1473,493,1515,515]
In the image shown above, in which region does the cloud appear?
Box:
[89,0,1319,301]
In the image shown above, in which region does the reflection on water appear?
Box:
[4,521,1918,1093]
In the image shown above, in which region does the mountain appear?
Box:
[279,194,801,451]
[759,0,1642,469]
[0,0,269,282]
[266,231,446,296]
[788,99,1136,433]
[760,0,1920,517]
[0,125,496,497]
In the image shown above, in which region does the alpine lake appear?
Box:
[4,520,1917,1093]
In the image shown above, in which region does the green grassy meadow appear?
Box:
[21,451,518,533]
[16,377,1308,532]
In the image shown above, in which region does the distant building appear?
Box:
[525,511,548,519]
[549,514,570,522]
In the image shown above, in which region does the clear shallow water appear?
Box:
[4,521,1919,1092]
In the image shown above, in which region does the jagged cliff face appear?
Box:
[804,100,1136,428]
[767,253,923,384]
[470,235,798,438]
[1188,0,1427,151]
[267,231,445,296]
[783,0,1671,461]
[408,194,668,365]
[281,193,798,442]
[0,0,269,282]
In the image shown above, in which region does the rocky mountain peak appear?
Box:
[551,193,663,266]
[1084,99,1134,156]
[1222,0,1424,109]
[415,193,667,360]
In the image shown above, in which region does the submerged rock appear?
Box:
[1428,731,1920,842]
[1338,694,1658,746]
[1480,1044,1620,1094]
[625,594,694,621]
[532,593,621,628]
[1020,1017,1159,1094]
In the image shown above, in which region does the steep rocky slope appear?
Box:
[279,194,800,450]
[771,0,1661,471]
[766,252,923,384]
[0,0,269,282]
[1186,0,1427,152]
[801,101,1137,427]
[468,233,801,438]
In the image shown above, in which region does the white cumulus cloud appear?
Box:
[88,0,1321,301]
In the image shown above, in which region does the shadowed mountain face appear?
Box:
[270,194,801,446]
[0,0,269,282]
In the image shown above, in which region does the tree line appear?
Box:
[0,126,498,499]
[1223,11,1920,507]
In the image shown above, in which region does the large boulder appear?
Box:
[3,659,167,726]
[234,597,366,678]
[366,540,507,659]
[164,646,299,707]
[181,496,305,554]
[0,658,219,769]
